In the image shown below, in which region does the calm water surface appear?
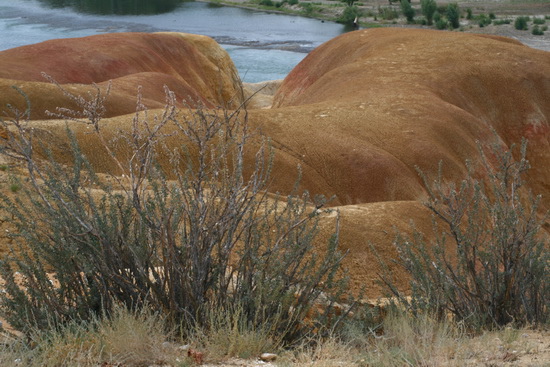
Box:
[0,0,346,82]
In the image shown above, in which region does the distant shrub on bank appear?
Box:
[378,6,399,21]
[400,0,415,23]
[532,25,545,35]
[435,17,448,30]
[515,16,530,30]
[492,18,511,25]
[421,0,437,25]
[337,5,360,25]
[445,3,460,28]
[476,13,492,27]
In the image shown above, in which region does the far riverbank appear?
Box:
[197,0,550,52]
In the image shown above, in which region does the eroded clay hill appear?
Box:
[0,29,548,296]
[254,28,549,294]
[0,32,242,120]
[261,28,550,207]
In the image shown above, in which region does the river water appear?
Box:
[0,0,347,82]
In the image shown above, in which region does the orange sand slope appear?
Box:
[0,32,242,120]
[262,28,549,207]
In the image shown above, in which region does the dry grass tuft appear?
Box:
[281,336,361,367]
[361,311,462,367]
[97,305,177,366]
[1,309,548,366]
[0,305,188,367]
[193,306,282,362]
[277,312,549,367]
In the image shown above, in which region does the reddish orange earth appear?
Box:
[0,32,242,120]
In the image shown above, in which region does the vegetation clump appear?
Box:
[492,18,512,25]
[434,12,448,29]
[532,24,546,35]
[0,83,349,345]
[445,3,460,29]
[476,13,492,27]
[400,0,415,23]
[421,0,437,25]
[378,6,399,21]
[380,140,549,331]
[337,5,361,25]
[515,16,530,30]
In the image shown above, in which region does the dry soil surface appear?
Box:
[183,328,550,366]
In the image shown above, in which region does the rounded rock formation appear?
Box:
[0,32,243,120]
[259,28,550,209]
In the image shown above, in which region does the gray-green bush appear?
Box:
[340,0,357,6]
[532,25,545,35]
[476,13,492,27]
[378,6,399,21]
[420,0,437,25]
[0,83,348,343]
[379,140,549,330]
[445,3,460,28]
[435,17,448,30]
[337,5,360,25]
[515,16,529,30]
[400,0,415,23]
[493,18,512,25]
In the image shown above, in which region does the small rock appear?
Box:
[178,344,191,352]
[260,353,277,362]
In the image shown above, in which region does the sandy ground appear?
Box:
[183,328,550,366]
[462,21,550,51]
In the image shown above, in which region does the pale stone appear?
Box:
[260,353,277,362]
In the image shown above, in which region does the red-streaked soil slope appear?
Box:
[263,28,549,208]
[0,32,242,120]
[248,28,549,296]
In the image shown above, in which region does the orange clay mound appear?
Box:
[249,28,549,295]
[0,29,548,297]
[0,32,242,119]
[258,28,550,208]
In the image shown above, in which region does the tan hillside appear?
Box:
[250,29,550,295]
[266,28,549,208]
[0,32,242,120]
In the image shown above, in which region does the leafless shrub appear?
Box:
[0,81,348,344]
[379,140,549,330]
